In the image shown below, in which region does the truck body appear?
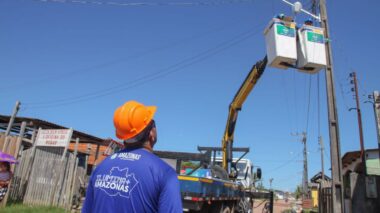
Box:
[154,148,272,213]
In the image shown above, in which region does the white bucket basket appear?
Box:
[296,25,327,74]
[264,18,297,69]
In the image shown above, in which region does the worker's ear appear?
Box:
[149,127,157,147]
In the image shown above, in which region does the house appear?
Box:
[342,148,380,213]
[308,172,332,208]
[0,115,115,174]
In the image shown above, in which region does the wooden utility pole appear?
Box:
[269,178,273,190]
[319,0,344,212]
[5,101,21,136]
[349,72,367,174]
[301,133,309,198]
[319,136,325,180]
[2,101,21,152]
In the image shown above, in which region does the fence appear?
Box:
[0,132,24,207]
[0,134,20,156]
[8,148,34,202]
[20,142,85,209]
[0,130,85,210]
[319,180,332,213]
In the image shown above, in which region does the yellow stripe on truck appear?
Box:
[199,178,213,183]
[224,183,233,188]
[178,175,199,182]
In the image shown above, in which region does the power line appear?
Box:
[280,72,296,134]
[293,71,299,132]
[24,23,265,109]
[265,152,302,174]
[317,72,321,135]
[0,13,259,92]
[355,73,369,97]
[329,36,352,111]
[305,75,312,132]
[32,0,256,7]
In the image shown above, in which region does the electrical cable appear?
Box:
[305,75,312,133]
[265,152,302,174]
[317,73,320,136]
[31,0,256,7]
[328,28,355,111]
[25,24,262,106]
[24,23,265,109]
[0,12,260,91]
[356,74,369,98]
[280,72,296,136]
[292,71,299,132]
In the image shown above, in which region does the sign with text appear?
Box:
[35,129,73,147]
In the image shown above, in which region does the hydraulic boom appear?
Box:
[222,56,268,176]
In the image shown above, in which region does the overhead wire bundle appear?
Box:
[23,22,266,110]
[33,0,256,7]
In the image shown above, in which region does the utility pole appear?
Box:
[269,178,273,190]
[5,101,21,136]
[319,136,325,180]
[349,72,367,174]
[301,132,309,198]
[319,0,344,212]
[2,101,21,152]
[292,132,309,199]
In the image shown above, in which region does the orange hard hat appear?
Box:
[113,100,157,141]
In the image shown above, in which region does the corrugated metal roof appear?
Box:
[0,114,106,145]
[342,148,378,167]
[342,149,380,176]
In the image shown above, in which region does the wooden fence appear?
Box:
[0,134,20,156]
[21,147,79,208]
[8,148,34,202]
[0,130,86,210]
[0,132,24,207]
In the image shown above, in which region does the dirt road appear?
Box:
[253,199,299,213]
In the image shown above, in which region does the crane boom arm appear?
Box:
[222,56,268,175]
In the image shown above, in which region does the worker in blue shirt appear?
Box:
[82,100,182,213]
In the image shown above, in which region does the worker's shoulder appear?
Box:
[96,148,175,173]
[142,150,175,171]
[135,149,177,176]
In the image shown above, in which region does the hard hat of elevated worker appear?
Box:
[113,100,157,141]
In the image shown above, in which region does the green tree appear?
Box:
[294,185,302,199]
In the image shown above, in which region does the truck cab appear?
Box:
[213,157,255,190]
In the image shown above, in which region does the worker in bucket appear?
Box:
[82,100,182,213]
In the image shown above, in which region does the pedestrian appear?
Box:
[0,162,12,202]
[82,100,182,213]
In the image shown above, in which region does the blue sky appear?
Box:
[1,0,379,191]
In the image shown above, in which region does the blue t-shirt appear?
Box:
[82,148,182,213]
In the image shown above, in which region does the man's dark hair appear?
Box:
[124,120,155,148]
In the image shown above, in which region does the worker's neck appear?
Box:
[124,141,153,152]
[143,144,153,152]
